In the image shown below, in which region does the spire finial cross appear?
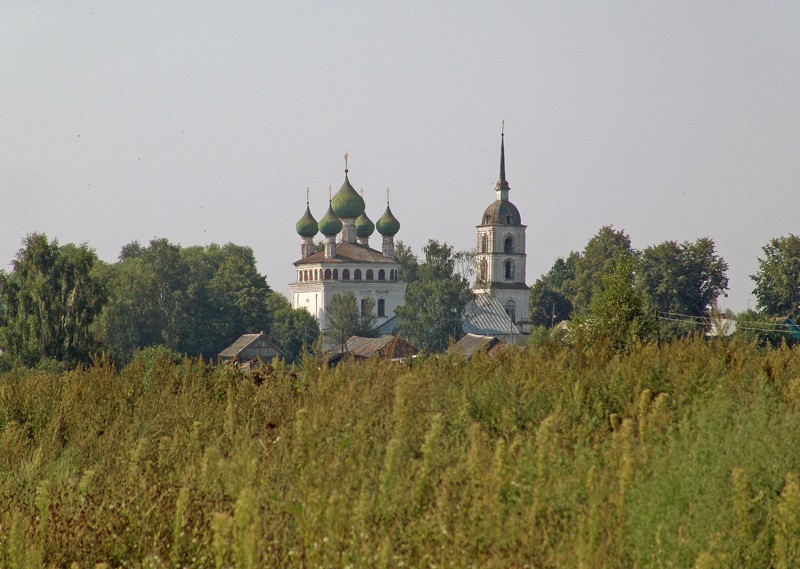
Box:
[328,185,333,201]
[344,151,349,174]
[386,187,390,204]
[305,186,310,205]
[501,120,505,136]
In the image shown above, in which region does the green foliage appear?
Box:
[752,234,800,320]
[396,240,474,353]
[264,292,320,363]
[393,240,419,283]
[96,240,273,363]
[639,238,729,338]
[571,226,633,313]
[735,309,798,349]
[0,233,105,367]
[2,340,800,566]
[325,291,376,348]
[586,254,656,352]
[529,278,572,328]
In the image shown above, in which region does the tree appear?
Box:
[639,238,729,338]
[394,241,419,283]
[325,291,371,352]
[585,254,655,353]
[571,226,633,314]
[528,279,572,328]
[265,292,320,362]
[0,233,105,367]
[96,239,273,363]
[396,240,474,353]
[529,254,577,327]
[752,234,800,320]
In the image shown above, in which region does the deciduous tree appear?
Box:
[752,234,800,320]
[0,233,105,366]
[396,240,474,353]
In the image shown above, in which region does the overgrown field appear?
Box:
[2,339,800,567]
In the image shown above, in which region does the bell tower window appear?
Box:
[504,259,514,280]
[504,235,514,254]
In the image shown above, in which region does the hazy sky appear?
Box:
[2,2,799,312]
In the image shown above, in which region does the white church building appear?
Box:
[290,128,529,338]
[290,158,407,333]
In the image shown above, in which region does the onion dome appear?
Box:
[331,172,365,218]
[376,204,400,236]
[355,211,375,238]
[295,203,318,237]
[318,202,343,236]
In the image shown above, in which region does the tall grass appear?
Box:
[1,338,800,566]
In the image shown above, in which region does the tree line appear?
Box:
[529,226,800,351]
[0,234,319,369]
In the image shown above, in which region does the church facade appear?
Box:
[472,129,530,332]
[290,160,407,333]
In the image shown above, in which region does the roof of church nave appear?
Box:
[294,242,398,266]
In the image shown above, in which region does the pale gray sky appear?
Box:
[2,1,799,312]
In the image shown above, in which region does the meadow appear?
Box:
[2,338,800,568]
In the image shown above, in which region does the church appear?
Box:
[290,157,407,333]
[290,128,529,337]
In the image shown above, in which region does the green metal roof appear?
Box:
[355,211,375,237]
[376,204,400,236]
[295,204,318,237]
[318,203,343,236]
[331,174,365,218]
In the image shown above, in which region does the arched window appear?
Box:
[377,299,386,317]
[504,235,514,254]
[366,269,374,280]
[360,298,369,317]
[324,269,331,280]
[480,234,488,253]
[378,269,385,280]
[484,215,491,224]
[342,269,350,280]
[391,269,397,281]
[504,299,516,323]
[314,269,318,280]
[354,269,362,280]
[478,258,488,282]
[333,269,339,280]
[506,214,512,224]
[504,260,514,280]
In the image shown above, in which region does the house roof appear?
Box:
[463,292,521,336]
[218,332,284,358]
[448,333,525,359]
[323,334,417,363]
[294,242,397,266]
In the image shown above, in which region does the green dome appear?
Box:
[295,204,318,237]
[480,200,521,226]
[331,174,365,218]
[318,203,343,236]
[376,204,400,236]
[355,211,375,238]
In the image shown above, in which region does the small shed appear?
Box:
[448,333,525,359]
[219,332,285,365]
[323,334,418,365]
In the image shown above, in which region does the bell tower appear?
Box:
[473,124,529,331]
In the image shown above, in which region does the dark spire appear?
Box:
[500,120,506,182]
